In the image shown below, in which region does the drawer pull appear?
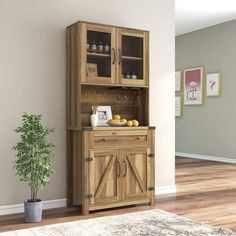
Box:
[123,160,128,177]
[117,160,121,177]
[112,132,117,135]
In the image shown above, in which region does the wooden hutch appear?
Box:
[66,21,155,215]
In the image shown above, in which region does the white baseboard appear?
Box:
[155,185,176,195]
[176,152,236,164]
[0,198,67,216]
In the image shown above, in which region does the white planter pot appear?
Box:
[90,113,98,127]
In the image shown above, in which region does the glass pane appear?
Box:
[87,30,111,78]
[122,35,144,80]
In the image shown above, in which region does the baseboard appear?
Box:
[155,185,176,195]
[176,152,236,164]
[0,198,67,216]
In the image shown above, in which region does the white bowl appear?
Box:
[107,121,127,127]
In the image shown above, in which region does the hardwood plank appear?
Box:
[1,157,236,233]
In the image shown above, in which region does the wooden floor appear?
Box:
[1,157,236,233]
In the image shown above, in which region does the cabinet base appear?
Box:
[82,198,154,215]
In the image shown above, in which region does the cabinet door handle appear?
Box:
[118,48,122,65]
[112,48,116,64]
[117,160,121,177]
[123,160,128,177]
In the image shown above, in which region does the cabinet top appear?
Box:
[67,20,149,33]
[67,126,156,131]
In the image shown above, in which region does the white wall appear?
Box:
[0,0,175,206]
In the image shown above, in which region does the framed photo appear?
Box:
[184,67,203,105]
[206,72,221,96]
[175,96,182,117]
[175,71,182,92]
[87,63,97,77]
[92,106,112,126]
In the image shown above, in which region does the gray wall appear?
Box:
[176,20,236,158]
[0,0,175,206]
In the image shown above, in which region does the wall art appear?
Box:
[184,67,203,105]
[175,96,182,117]
[206,72,221,96]
[175,71,182,92]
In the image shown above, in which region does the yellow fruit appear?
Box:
[127,120,133,127]
[120,119,127,123]
[113,114,121,120]
[133,120,139,127]
[108,119,113,122]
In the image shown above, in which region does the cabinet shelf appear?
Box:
[122,56,143,61]
[87,52,110,58]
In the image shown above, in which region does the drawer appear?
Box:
[92,130,149,148]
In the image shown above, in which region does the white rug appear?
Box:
[0,209,235,236]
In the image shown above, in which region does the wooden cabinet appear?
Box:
[81,23,117,85]
[122,148,151,200]
[117,29,149,86]
[66,21,155,215]
[87,149,121,206]
[82,127,155,214]
[68,21,149,87]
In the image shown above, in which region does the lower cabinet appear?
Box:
[81,128,155,215]
[87,149,121,206]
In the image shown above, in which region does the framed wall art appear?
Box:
[206,72,221,96]
[175,71,182,92]
[87,63,98,77]
[92,106,112,126]
[184,67,203,105]
[175,96,182,117]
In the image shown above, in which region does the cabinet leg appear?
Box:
[82,205,89,215]
[150,193,155,206]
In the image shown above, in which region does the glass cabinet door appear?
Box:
[81,23,116,84]
[117,30,149,86]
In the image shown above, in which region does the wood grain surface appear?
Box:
[1,157,236,233]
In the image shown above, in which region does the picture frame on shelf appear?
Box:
[87,63,98,77]
[175,96,182,117]
[184,67,203,105]
[175,71,182,92]
[206,72,221,97]
[92,106,112,127]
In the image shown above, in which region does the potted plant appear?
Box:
[13,113,55,223]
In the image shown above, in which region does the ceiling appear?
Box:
[176,0,236,35]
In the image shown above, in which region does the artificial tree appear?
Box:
[13,113,55,222]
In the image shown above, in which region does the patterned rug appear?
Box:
[1,209,235,236]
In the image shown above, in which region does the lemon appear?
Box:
[127,120,133,127]
[120,119,127,123]
[133,120,139,127]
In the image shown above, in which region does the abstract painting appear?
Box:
[206,73,221,96]
[184,67,203,105]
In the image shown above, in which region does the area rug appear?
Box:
[1,209,235,236]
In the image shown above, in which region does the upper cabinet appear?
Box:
[81,23,116,85]
[117,29,149,87]
[78,22,149,87]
